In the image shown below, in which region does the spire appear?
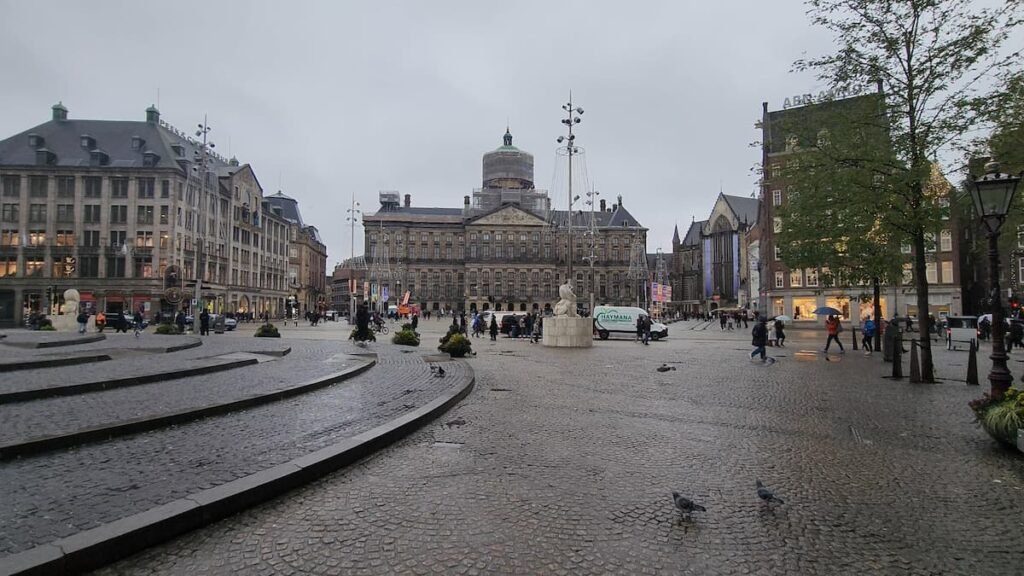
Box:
[503,126,513,147]
[672,224,681,245]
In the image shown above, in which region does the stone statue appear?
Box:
[553,281,577,317]
[63,289,80,317]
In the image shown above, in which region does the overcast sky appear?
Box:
[0,0,839,264]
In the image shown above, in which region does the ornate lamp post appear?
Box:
[968,161,1022,399]
[556,96,583,291]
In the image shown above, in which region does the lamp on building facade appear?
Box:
[968,161,1022,399]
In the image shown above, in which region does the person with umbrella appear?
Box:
[774,316,788,347]
[823,314,845,354]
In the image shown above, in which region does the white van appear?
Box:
[945,316,978,350]
[593,306,668,340]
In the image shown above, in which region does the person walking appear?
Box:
[95,311,107,333]
[175,311,186,333]
[133,310,144,337]
[76,310,88,334]
[199,309,211,336]
[636,316,644,343]
[862,317,876,354]
[823,315,845,354]
[641,315,651,345]
[774,318,786,348]
[411,313,419,334]
[750,317,769,362]
[489,316,498,341]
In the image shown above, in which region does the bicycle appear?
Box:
[372,323,389,335]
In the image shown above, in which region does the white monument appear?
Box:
[51,288,82,332]
[543,282,593,348]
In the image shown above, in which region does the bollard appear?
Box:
[891,334,903,378]
[966,339,979,385]
[909,339,921,383]
[852,324,858,351]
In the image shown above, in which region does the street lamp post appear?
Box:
[968,161,1022,400]
[193,117,214,315]
[556,96,584,294]
[346,194,362,325]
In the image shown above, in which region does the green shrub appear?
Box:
[401,323,414,332]
[39,324,56,331]
[350,327,375,342]
[439,332,472,357]
[155,323,180,335]
[972,387,1024,446]
[392,329,420,346]
[255,324,281,338]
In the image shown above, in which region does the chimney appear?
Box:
[463,195,471,217]
[51,102,68,121]
[599,199,606,212]
[611,204,617,212]
[146,105,160,125]
[404,194,411,208]
[617,194,623,208]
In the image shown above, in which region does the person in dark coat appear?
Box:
[411,314,419,333]
[175,311,186,333]
[489,316,499,341]
[750,318,769,362]
[199,309,210,336]
[355,304,372,341]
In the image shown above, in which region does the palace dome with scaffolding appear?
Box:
[482,128,534,190]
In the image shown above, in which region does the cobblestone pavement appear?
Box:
[0,340,354,444]
[98,319,1024,575]
[0,327,468,557]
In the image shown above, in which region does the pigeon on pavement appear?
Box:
[756,479,784,505]
[430,365,446,377]
[656,364,677,373]
[672,492,706,522]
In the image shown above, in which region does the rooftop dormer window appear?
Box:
[143,151,159,167]
[89,149,109,167]
[27,133,44,148]
[131,135,145,150]
[80,135,95,150]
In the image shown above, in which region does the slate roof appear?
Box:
[721,194,759,226]
[264,191,305,226]
[549,205,644,229]
[0,117,188,170]
[682,220,705,246]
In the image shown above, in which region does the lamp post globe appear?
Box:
[968,162,1022,399]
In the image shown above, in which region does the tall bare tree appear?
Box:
[795,0,1022,381]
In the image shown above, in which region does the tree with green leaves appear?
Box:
[793,0,1022,382]
[775,93,905,350]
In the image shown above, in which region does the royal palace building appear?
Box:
[362,129,647,314]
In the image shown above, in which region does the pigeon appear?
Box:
[430,365,446,377]
[672,492,706,522]
[656,364,677,373]
[756,479,784,505]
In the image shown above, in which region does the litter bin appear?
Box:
[213,315,226,334]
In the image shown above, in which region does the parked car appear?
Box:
[105,312,147,332]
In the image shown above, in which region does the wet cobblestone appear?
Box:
[0,332,467,557]
[97,320,1024,575]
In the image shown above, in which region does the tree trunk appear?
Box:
[912,228,935,382]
